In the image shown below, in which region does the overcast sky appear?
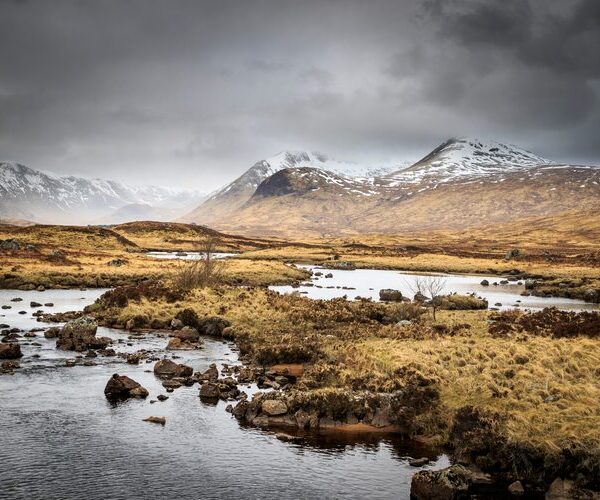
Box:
[1,0,599,190]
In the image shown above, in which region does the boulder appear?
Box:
[0,343,23,359]
[104,374,149,401]
[0,239,20,251]
[545,478,575,500]
[198,363,219,382]
[56,316,111,352]
[199,382,220,400]
[170,318,184,330]
[143,416,166,425]
[175,308,199,327]
[413,292,430,303]
[261,399,288,416]
[174,326,200,342]
[197,316,230,336]
[153,359,193,379]
[508,481,524,496]
[166,337,202,350]
[378,289,404,302]
[480,279,490,286]
[410,465,473,500]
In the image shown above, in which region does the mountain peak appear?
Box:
[386,137,550,184]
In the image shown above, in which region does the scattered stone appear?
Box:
[170,318,184,330]
[44,303,54,307]
[157,394,169,402]
[104,374,149,401]
[1,305,11,310]
[30,301,42,308]
[199,382,220,400]
[56,316,111,352]
[0,343,23,359]
[36,285,45,292]
[508,480,524,496]
[378,289,404,302]
[65,359,77,367]
[480,279,490,286]
[107,259,127,267]
[261,399,288,416]
[411,465,474,500]
[0,239,20,251]
[153,359,193,379]
[10,298,22,302]
[545,478,575,500]
[408,457,430,467]
[198,363,219,382]
[143,416,166,425]
[1,359,20,372]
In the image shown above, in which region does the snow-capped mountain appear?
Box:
[385,138,550,185]
[182,138,600,237]
[181,150,403,224]
[0,162,205,224]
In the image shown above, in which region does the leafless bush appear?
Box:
[409,275,447,320]
[174,237,223,290]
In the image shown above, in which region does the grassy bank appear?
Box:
[88,283,600,489]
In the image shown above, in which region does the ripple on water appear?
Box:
[0,288,448,500]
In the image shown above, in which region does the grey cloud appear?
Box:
[0,0,598,190]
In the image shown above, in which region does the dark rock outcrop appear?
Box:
[153,359,193,379]
[56,316,111,352]
[0,343,23,359]
[104,374,149,401]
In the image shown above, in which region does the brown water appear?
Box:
[0,289,449,500]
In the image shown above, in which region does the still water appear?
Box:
[146,251,236,260]
[271,266,598,312]
[0,289,448,500]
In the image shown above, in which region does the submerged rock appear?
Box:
[261,400,288,416]
[410,465,473,500]
[143,416,166,425]
[153,359,193,379]
[104,374,149,401]
[378,289,404,302]
[56,316,111,352]
[0,343,23,359]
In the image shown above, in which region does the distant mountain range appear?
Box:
[0,162,205,224]
[180,138,600,237]
[3,138,599,236]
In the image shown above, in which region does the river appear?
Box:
[271,266,598,311]
[0,288,448,500]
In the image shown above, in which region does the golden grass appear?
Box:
[98,287,600,454]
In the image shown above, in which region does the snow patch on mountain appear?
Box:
[385,138,551,185]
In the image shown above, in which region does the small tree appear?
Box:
[410,275,447,320]
[174,236,223,290]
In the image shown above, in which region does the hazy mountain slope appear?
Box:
[0,162,205,224]
[180,151,401,224]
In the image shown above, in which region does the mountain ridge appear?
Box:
[0,161,205,224]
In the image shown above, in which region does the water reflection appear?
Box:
[271,265,598,312]
[1,288,448,500]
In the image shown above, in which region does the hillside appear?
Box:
[181,150,402,225]
[185,138,600,238]
[0,161,205,224]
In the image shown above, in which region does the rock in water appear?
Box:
[378,289,404,302]
[261,399,288,416]
[153,359,193,379]
[104,374,149,401]
[0,343,23,359]
[411,465,473,500]
[143,416,166,425]
[56,316,111,352]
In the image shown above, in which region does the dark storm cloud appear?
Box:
[0,0,598,190]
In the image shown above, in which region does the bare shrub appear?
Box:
[174,237,223,290]
[410,275,447,320]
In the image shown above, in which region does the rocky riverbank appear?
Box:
[66,280,600,497]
